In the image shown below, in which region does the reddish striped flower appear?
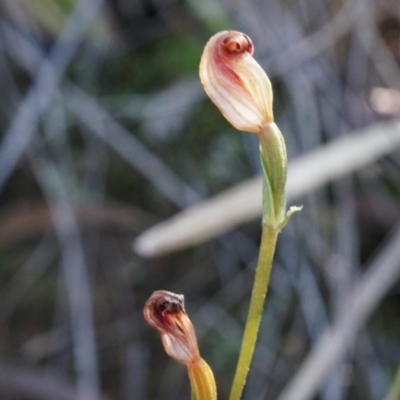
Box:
[144,291,217,399]
[199,30,273,134]
[144,290,200,366]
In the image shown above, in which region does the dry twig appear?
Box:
[134,119,400,256]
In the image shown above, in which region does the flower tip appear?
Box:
[143,290,185,333]
[221,30,254,54]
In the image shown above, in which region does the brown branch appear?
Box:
[0,202,153,245]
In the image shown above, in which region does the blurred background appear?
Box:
[0,0,399,399]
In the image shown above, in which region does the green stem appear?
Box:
[229,224,279,400]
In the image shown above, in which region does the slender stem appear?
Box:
[189,358,217,400]
[229,224,279,400]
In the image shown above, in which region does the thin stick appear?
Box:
[30,157,101,400]
[134,119,400,257]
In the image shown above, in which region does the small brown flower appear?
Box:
[143,290,200,367]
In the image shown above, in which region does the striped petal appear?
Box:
[199,31,273,134]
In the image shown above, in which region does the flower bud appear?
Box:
[143,290,200,366]
[199,30,273,133]
[144,291,217,400]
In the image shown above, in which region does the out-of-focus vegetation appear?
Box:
[0,0,399,399]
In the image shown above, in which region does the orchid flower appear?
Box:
[200,30,273,134]
[144,291,217,400]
